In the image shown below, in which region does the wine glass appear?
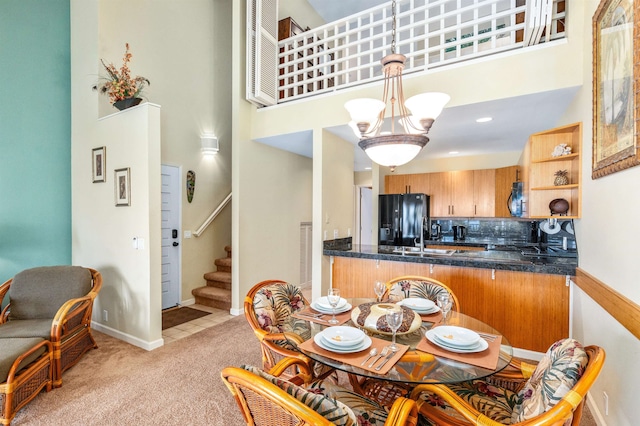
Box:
[327,288,341,325]
[385,307,403,351]
[374,281,386,302]
[437,293,452,324]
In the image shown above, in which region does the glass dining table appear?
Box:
[284,298,514,387]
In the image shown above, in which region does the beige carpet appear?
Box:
[12,315,261,425]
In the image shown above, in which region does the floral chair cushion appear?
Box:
[389,280,451,305]
[418,379,520,425]
[241,365,357,425]
[252,283,306,334]
[417,338,587,426]
[511,338,587,423]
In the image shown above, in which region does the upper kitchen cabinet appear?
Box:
[495,166,520,217]
[473,169,496,217]
[431,170,475,216]
[524,123,582,218]
[385,173,430,195]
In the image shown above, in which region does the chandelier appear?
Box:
[344,0,450,171]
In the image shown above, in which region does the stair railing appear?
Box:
[194,192,232,237]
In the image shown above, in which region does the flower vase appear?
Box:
[113,97,143,111]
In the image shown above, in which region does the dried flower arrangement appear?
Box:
[93,43,150,105]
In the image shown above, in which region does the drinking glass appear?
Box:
[374,281,386,302]
[437,293,452,324]
[385,307,403,351]
[327,288,341,325]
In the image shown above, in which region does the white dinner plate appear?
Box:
[311,302,352,315]
[425,329,489,353]
[314,332,372,354]
[319,334,364,350]
[398,297,435,311]
[321,326,365,347]
[314,296,348,310]
[431,326,481,348]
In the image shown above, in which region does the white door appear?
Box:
[360,187,373,245]
[161,165,181,309]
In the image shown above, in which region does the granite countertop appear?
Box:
[323,241,577,276]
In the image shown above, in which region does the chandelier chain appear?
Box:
[391,0,397,54]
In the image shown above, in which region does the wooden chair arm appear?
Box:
[5,340,53,384]
[386,397,419,426]
[268,356,313,384]
[0,278,11,324]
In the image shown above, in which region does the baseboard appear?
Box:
[91,322,164,351]
[180,298,195,306]
[512,347,544,362]
[586,392,608,426]
[229,307,242,316]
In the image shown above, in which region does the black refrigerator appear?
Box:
[379,193,430,246]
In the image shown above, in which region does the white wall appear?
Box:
[560,2,640,425]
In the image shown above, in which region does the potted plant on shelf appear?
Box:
[93,43,150,110]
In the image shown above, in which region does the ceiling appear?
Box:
[256,1,581,171]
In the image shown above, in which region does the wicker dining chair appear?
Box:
[222,357,419,426]
[409,339,605,426]
[0,266,102,387]
[244,279,314,379]
[387,275,460,312]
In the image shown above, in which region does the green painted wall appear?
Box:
[0,0,71,287]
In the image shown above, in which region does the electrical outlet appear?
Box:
[102,310,108,322]
[603,391,609,416]
[333,229,339,239]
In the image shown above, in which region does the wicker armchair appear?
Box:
[0,266,102,387]
[387,275,460,312]
[222,357,419,426]
[410,339,605,425]
[0,339,53,426]
[244,279,314,379]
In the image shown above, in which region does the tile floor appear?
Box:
[162,304,234,344]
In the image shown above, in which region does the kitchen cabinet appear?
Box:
[331,256,569,352]
[495,166,520,217]
[384,173,429,195]
[429,170,475,216]
[524,123,582,218]
[473,169,495,217]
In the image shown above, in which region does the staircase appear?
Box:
[192,246,231,310]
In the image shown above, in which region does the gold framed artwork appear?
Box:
[592,0,640,178]
[114,168,131,206]
[92,147,106,183]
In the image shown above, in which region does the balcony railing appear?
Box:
[275,0,566,104]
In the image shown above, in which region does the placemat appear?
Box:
[292,307,352,326]
[416,328,502,370]
[420,311,442,323]
[298,335,409,375]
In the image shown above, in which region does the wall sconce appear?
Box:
[201,134,219,155]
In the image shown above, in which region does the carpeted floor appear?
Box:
[12,315,261,425]
[162,306,211,330]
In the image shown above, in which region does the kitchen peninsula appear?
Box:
[324,219,578,353]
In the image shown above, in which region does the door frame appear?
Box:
[161,163,182,309]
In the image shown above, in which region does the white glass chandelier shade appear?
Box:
[358,134,428,168]
[344,98,385,133]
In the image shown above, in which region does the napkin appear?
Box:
[416,329,503,370]
[292,307,351,326]
[298,336,409,375]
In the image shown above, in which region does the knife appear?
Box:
[375,349,397,371]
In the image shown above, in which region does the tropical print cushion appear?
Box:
[252,282,307,334]
[241,365,357,425]
[511,338,587,423]
[418,379,520,425]
[389,279,453,307]
[307,379,390,426]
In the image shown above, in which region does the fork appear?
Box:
[369,346,389,368]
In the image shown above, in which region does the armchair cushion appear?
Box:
[0,319,52,339]
[0,337,47,382]
[251,282,307,334]
[9,266,92,320]
[241,365,357,425]
[511,338,587,423]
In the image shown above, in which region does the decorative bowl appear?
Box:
[350,302,422,335]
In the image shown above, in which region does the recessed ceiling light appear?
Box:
[476,117,492,123]
[449,151,459,155]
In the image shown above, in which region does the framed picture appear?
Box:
[114,168,131,206]
[592,0,640,178]
[92,147,106,183]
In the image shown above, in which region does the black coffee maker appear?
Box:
[430,223,441,239]
[452,225,467,240]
